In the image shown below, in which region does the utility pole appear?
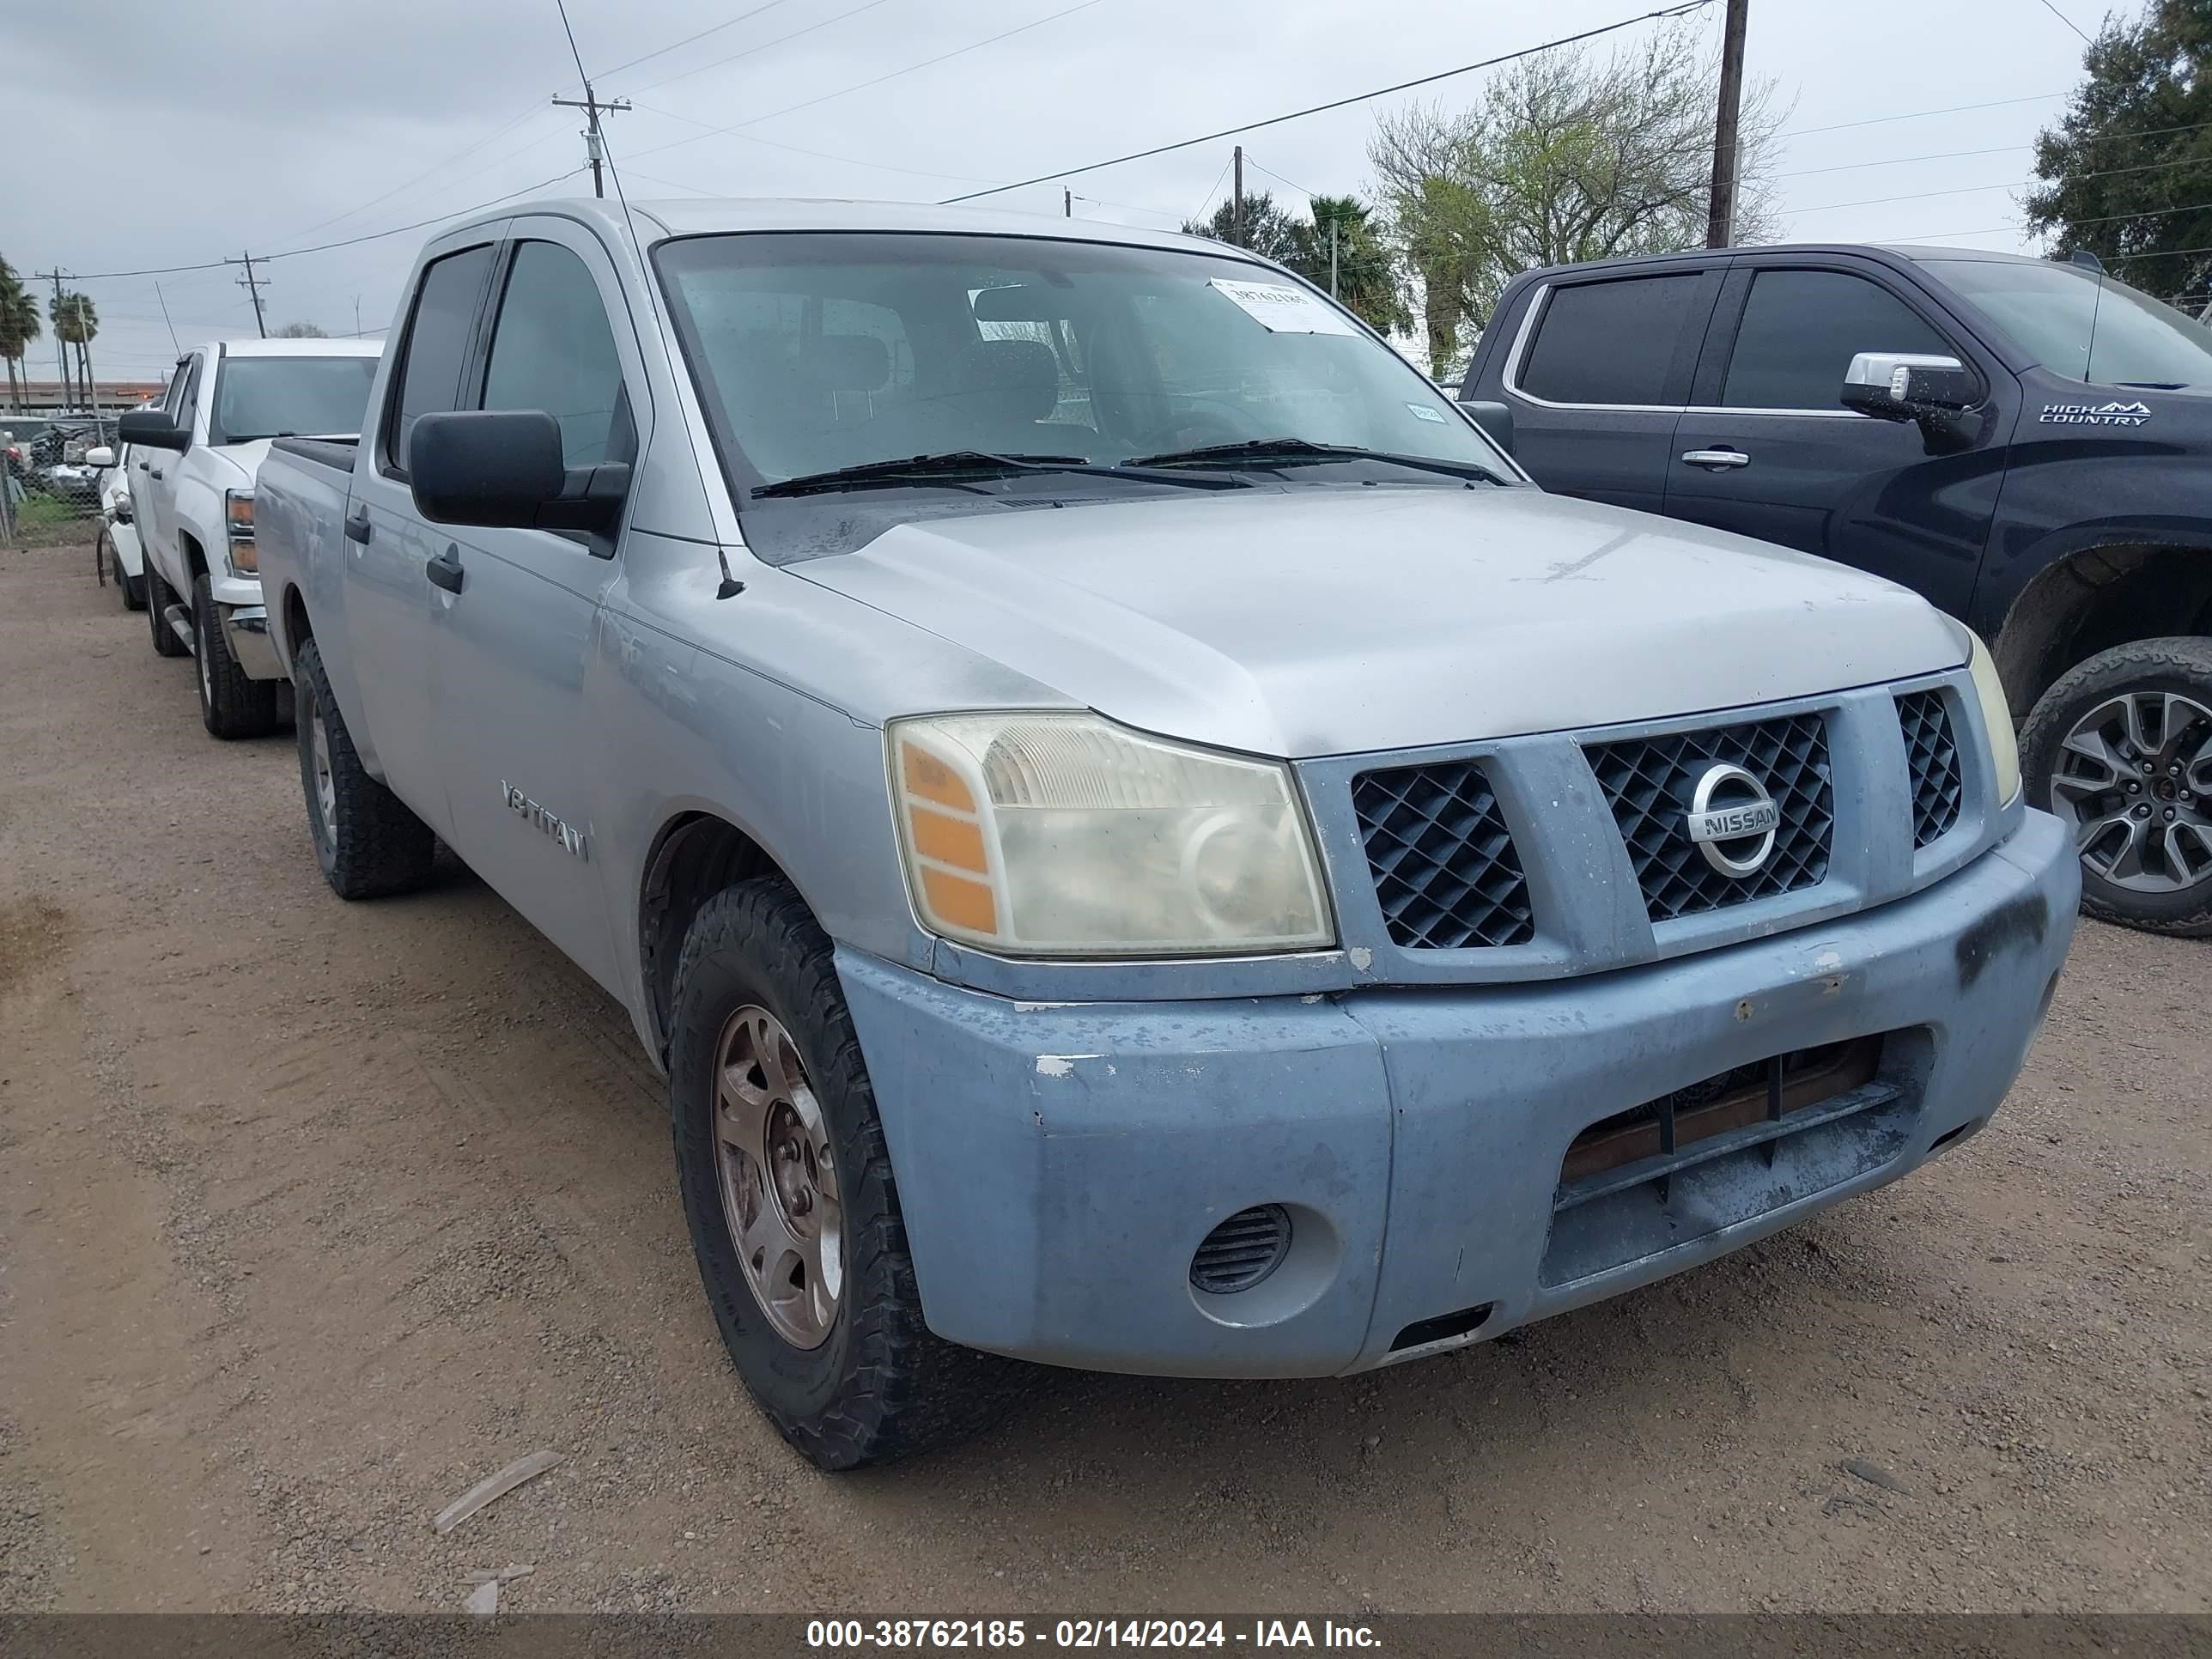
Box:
[1064,186,1073,217]
[552,84,631,198]
[1232,145,1245,246]
[45,270,69,411]
[1330,219,1340,299]
[230,251,270,338]
[1705,0,1749,249]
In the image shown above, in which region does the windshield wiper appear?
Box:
[750,449,1249,500]
[1123,436,1510,486]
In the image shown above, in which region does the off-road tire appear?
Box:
[192,571,279,739]
[669,878,1031,1470]
[147,561,188,658]
[2021,635,2212,938]
[293,636,437,900]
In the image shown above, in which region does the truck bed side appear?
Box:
[254,436,358,690]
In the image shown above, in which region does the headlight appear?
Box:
[1966,631,2021,806]
[889,712,1334,957]
[226,490,257,573]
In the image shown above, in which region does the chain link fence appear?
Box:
[1,410,119,548]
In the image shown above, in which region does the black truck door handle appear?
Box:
[136,460,149,471]
[149,467,164,480]
[343,507,372,544]
[425,545,465,593]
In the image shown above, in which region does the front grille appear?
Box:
[1352,762,1535,949]
[1898,690,1963,848]
[1585,712,1833,921]
[1190,1205,1291,1294]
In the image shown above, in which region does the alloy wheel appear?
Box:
[2050,690,2212,895]
[308,696,338,848]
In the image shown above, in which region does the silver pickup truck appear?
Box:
[253,197,2078,1470]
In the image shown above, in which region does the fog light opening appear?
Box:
[1928,1118,1982,1155]
[1389,1303,1495,1353]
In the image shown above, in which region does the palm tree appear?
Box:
[1288,196,1412,338]
[0,259,41,413]
[51,290,97,413]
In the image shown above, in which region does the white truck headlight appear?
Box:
[889,713,1334,957]
[1966,632,2021,805]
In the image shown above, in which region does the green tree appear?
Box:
[1181,188,1304,264]
[0,260,40,412]
[1368,20,1783,372]
[51,290,97,412]
[2027,0,2212,304]
[1283,195,1413,337]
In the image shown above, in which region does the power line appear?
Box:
[625,0,1110,168]
[1192,154,1235,222]
[2033,0,2093,44]
[1796,151,2212,216]
[940,0,1714,204]
[628,100,1003,185]
[67,170,586,282]
[1246,157,1320,199]
[1779,91,2065,140]
[590,0,798,83]
[620,0,901,99]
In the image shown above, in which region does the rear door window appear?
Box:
[1720,269,1951,410]
[1516,275,1710,406]
[383,243,495,475]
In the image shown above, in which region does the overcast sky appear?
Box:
[3,0,2104,385]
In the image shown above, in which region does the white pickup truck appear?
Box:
[118,338,380,738]
[254,197,2077,1470]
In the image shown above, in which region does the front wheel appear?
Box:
[2022,635,2212,937]
[668,879,1030,1470]
[191,572,279,739]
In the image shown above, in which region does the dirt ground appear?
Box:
[1,536,2206,1617]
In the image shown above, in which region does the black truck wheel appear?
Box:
[292,636,437,900]
[147,562,188,658]
[667,878,1030,1470]
[191,572,279,739]
[2022,635,2212,937]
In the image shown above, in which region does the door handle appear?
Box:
[343,507,372,544]
[425,544,465,594]
[150,467,164,480]
[136,461,149,471]
[1680,448,1749,469]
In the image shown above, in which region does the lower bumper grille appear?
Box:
[1541,1031,1921,1286]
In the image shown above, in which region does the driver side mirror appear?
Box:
[1840,351,1983,454]
[409,410,629,538]
[1458,399,1515,456]
[84,446,115,468]
[118,409,190,453]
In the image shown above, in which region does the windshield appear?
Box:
[210,356,380,445]
[1923,257,2212,387]
[653,231,1507,493]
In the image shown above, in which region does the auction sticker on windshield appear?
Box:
[1208,278,1358,335]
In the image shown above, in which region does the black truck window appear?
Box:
[1721,269,1948,410]
[1516,275,1706,406]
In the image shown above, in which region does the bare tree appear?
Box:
[272,321,330,338]
[1370,21,1785,371]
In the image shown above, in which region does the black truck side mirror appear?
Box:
[1457,399,1515,456]
[118,409,190,453]
[409,410,628,537]
[1840,351,1983,455]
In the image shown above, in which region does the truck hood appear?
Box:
[794,485,1966,758]
[199,441,267,486]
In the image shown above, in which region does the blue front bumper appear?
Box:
[837,810,2078,1378]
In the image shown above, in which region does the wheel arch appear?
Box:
[1991,538,2212,716]
[637,810,806,1064]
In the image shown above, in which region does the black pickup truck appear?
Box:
[1458,242,2212,936]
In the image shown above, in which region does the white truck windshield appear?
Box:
[1925,257,2212,388]
[210,356,380,445]
[654,231,1503,491]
